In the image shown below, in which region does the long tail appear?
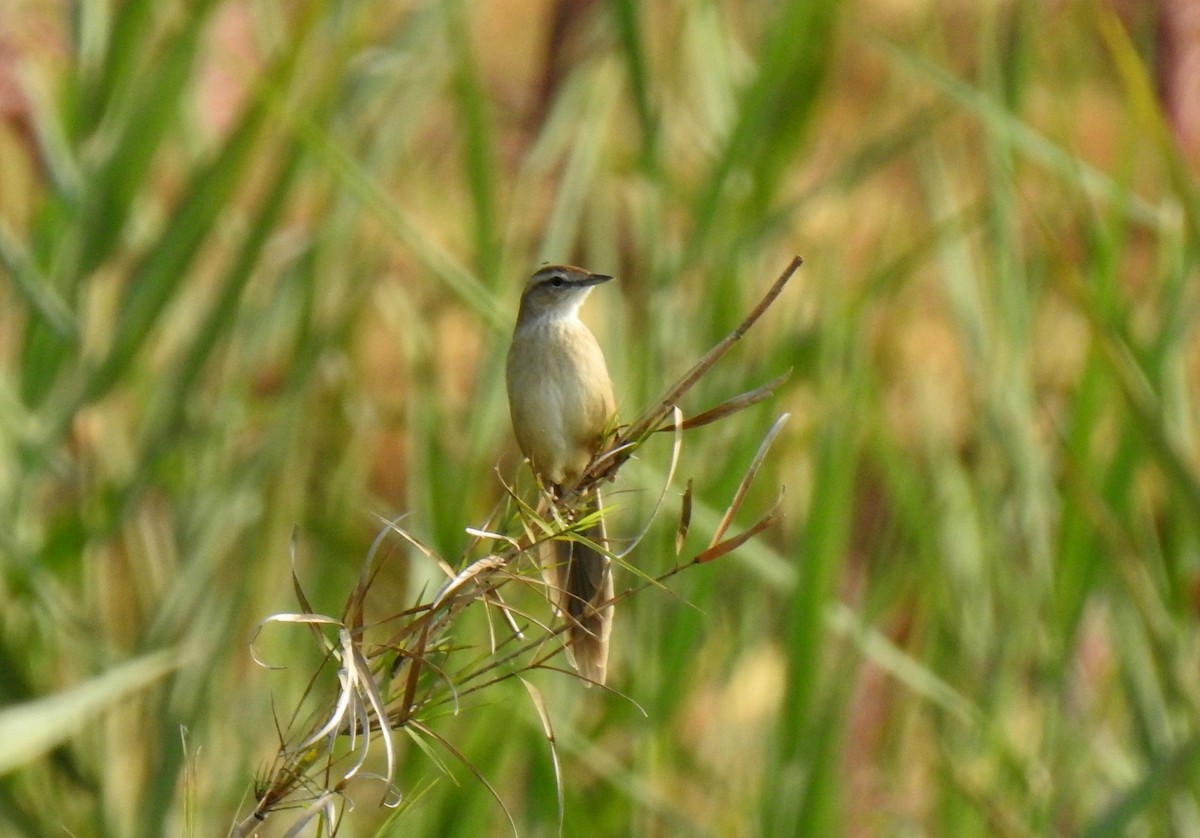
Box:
[554,488,613,685]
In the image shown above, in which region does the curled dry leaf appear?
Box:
[676,478,694,555]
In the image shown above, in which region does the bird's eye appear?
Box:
[550,275,565,288]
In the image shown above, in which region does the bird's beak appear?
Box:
[579,273,613,287]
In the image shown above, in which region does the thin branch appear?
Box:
[657,369,792,433]
[619,255,802,446]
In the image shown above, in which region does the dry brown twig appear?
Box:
[232,256,803,837]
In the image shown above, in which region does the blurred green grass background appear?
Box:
[2,0,1199,835]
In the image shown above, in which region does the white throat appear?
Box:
[518,291,590,331]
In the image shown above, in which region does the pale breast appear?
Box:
[506,319,615,486]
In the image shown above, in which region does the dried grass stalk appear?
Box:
[233,257,802,836]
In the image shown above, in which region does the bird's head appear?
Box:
[517,265,613,324]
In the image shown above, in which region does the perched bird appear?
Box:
[506,264,616,684]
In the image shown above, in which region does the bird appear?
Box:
[506,264,616,684]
